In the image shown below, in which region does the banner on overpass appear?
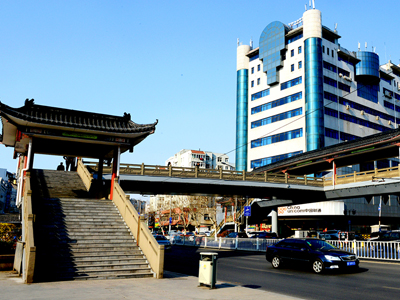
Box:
[278,201,344,216]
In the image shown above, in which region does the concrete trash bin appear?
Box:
[198,252,218,289]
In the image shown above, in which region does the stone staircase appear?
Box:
[31,170,153,281]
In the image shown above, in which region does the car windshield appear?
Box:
[155,235,167,241]
[306,239,336,250]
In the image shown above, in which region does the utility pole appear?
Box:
[378,196,382,232]
[168,197,172,233]
[234,196,238,232]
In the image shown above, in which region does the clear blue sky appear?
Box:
[1,0,399,173]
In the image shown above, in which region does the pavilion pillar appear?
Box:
[97,156,104,182]
[332,160,336,186]
[110,147,120,200]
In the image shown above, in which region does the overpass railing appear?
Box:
[173,237,400,261]
[83,162,325,187]
[84,162,400,187]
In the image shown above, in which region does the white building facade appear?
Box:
[166,149,234,170]
[236,7,400,173]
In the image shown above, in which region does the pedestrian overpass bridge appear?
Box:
[88,162,400,206]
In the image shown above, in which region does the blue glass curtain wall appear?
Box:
[259,21,290,85]
[236,69,248,171]
[305,37,324,151]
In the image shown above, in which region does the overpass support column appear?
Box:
[271,208,278,234]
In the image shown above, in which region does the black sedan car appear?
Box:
[154,235,172,251]
[266,238,359,274]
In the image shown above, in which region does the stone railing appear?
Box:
[77,158,93,190]
[23,172,36,283]
[111,179,164,278]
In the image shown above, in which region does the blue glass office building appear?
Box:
[236,7,400,172]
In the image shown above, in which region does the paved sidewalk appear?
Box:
[0,270,305,300]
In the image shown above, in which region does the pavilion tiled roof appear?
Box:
[0,99,158,135]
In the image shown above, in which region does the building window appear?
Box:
[251,108,303,129]
[288,33,303,44]
[281,76,302,90]
[251,92,302,114]
[257,64,261,71]
[249,54,259,62]
[381,77,392,85]
[251,67,254,74]
[298,46,302,54]
[291,49,294,57]
[339,97,394,122]
[327,48,330,55]
[257,78,260,85]
[251,151,303,169]
[291,64,294,72]
[322,45,325,53]
[251,80,254,87]
[324,91,338,102]
[357,83,378,103]
[218,157,222,162]
[324,108,392,132]
[251,88,270,101]
[251,128,303,148]
[324,76,337,88]
[323,61,337,73]
[338,67,350,77]
[298,61,302,69]
[338,82,350,92]
[325,128,359,141]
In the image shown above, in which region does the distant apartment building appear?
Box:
[166,149,234,170]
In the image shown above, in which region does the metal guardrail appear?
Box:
[173,237,400,261]
[84,162,400,188]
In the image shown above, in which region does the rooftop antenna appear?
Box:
[237,38,239,47]
[250,38,253,49]
[312,0,315,9]
[358,42,360,51]
[365,42,367,50]
[305,4,307,11]
[309,0,311,8]
[334,23,338,33]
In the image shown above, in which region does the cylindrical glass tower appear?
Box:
[236,45,251,171]
[303,9,324,151]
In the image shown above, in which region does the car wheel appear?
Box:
[271,256,281,269]
[312,259,324,274]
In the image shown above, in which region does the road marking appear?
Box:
[234,265,294,275]
[383,286,400,291]
[240,257,265,261]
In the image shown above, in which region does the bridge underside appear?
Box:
[117,174,327,203]
[115,174,400,204]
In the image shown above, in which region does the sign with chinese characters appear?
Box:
[278,201,344,216]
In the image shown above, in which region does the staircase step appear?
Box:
[31,169,153,283]
[56,271,154,281]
